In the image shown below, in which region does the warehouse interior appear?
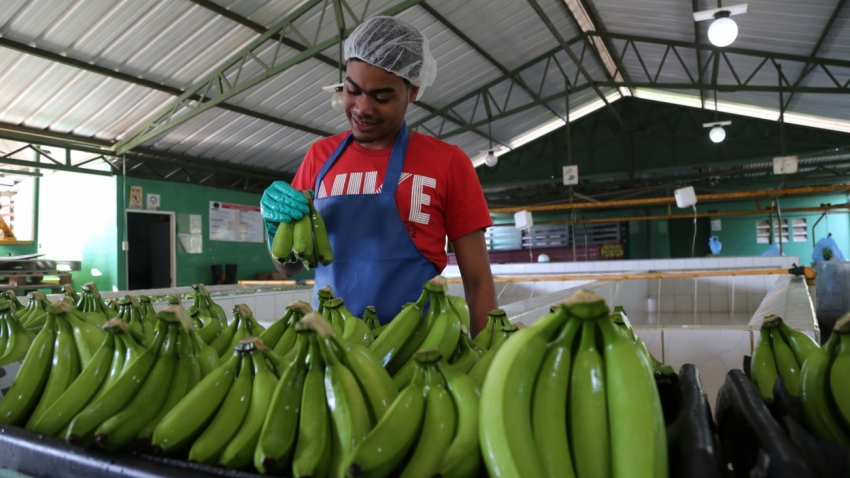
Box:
[0,1,849,477]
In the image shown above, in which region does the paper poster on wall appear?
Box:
[129,186,142,209]
[209,201,264,243]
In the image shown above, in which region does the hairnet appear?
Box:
[344,16,437,101]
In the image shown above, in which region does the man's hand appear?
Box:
[261,181,311,248]
[452,230,497,336]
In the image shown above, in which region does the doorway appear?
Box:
[126,211,175,290]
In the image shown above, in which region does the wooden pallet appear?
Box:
[0,271,72,288]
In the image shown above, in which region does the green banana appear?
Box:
[151,351,240,455]
[92,322,128,402]
[799,332,850,443]
[316,316,372,478]
[752,323,779,403]
[75,283,109,326]
[116,297,146,344]
[598,313,667,478]
[0,314,56,426]
[317,286,335,314]
[190,328,220,377]
[65,323,166,446]
[25,317,81,429]
[468,324,519,386]
[306,194,333,266]
[362,306,380,331]
[59,302,106,368]
[479,307,568,477]
[137,327,201,443]
[94,325,179,451]
[770,327,801,395]
[255,335,311,474]
[218,349,278,470]
[370,288,429,369]
[292,338,330,478]
[777,319,819,364]
[272,220,296,262]
[348,363,426,478]
[210,314,238,356]
[326,329,397,423]
[447,331,480,375]
[260,309,292,349]
[532,315,580,478]
[472,310,501,350]
[292,214,314,263]
[399,361,456,478]
[189,354,253,464]
[2,290,26,312]
[27,334,115,436]
[138,296,159,330]
[436,362,482,478]
[829,323,850,431]
[0,301,34,366]
[570,320,609,478]
[447,295,471,336]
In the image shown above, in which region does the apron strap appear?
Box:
[313,122,410,195]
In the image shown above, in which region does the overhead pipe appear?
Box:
[489,184,850,213]
[534,204,850,226]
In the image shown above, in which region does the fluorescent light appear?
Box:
[56,264,71,271]
[471,91,621,167]
[634,88,850,134]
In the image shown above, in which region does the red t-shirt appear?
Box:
[292,131,493,270]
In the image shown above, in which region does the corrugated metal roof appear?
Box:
[0,0,848,179]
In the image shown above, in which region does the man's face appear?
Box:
[343,60,419,150]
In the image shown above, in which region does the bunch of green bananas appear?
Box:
[138,295,158,325]
[259,300,312,362]
[468,323,518,385]
[255,313,396,477]
[363,306,380,332]
[152,337,279,470]
[0,299,35,367]
[115,296,155,347]
[480,289,668,478]
[347,349,482,478]
[472,309,510,350]
[62,284,80,304]
[210,304,266,358]
[799,314,850,444]
[2,290,26,312]
[16,292,51,332]
[0,300,108,430]
[612,305,675,376]
[107,299,120,313]
[321,297,372,347]
[368,278,465,390]
[75,282,115,326]
[752,314,819,402]
[272,190,333,270]
[194,283,228,326]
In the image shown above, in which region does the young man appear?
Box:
[261,16,496,334]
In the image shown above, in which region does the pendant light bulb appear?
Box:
[331,89,344,113]
[485,151,498,167]
[709,125,726,143]
[708,12,738,47]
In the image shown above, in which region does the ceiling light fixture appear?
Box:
[693,3,748,47]
[703,121,732,143]
[322,83,345,113]
[484,150,498,167]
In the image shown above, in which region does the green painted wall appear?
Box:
[115,177,312,290]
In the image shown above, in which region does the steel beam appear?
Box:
[0,156,112,177]
[784,0,847,109]
[527,0,624,127]
[691,0,706,108]
[190,0,504,148]
[0,38,332,139]
[115,0,426,155]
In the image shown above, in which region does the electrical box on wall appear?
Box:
[674,186,698,208]
[514,210,533,230]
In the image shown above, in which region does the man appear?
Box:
[261,16,496,335]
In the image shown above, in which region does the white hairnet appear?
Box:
[344,16,436,101]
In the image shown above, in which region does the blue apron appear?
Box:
[313,123,439,324]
